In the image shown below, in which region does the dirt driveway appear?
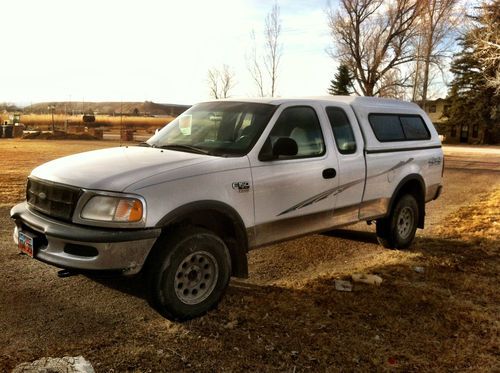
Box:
[0,140,498,372]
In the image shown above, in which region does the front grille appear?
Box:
[27,178,81,222]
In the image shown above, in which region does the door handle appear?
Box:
[322,168,336,179]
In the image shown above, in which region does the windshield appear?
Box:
[146,101,277,156]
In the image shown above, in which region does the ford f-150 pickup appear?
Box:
[11,96,443,320]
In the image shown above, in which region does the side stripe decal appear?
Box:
[277,158,413,216]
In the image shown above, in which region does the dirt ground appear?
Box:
[0,139,499,372]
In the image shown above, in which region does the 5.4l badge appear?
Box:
[232,181,250,192]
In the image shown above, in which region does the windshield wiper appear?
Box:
[158,144,211,155]
[137,142,152,147]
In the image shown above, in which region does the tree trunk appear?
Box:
[421,33,434,106]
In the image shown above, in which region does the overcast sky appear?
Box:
[1,0,336,105]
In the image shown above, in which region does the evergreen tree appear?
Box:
[445,4,499,144]
[328,65,353,95]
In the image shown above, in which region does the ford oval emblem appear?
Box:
[38,192,47,200]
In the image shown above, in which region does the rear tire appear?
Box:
[147,227,231,321]
[376,194,419,249]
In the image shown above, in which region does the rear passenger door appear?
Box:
[323,105,366,225]
[248,104,340,247]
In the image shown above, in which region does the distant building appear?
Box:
[419,98,489,144]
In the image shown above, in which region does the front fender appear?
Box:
[154,200,249,278]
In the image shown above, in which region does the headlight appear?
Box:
[81,195,144,222]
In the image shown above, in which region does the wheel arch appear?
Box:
[153,200,249,278]
[388,174,426,229]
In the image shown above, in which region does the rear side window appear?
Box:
[369,114,430,142]
[369,114,405,141]
[400,116,430,140]
[325,107,357,154]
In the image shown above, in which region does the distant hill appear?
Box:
[24,101,191,116]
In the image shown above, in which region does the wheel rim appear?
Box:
[174,250,219,305]
[397,206,414,239]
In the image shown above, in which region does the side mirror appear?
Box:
[259,137,298,161]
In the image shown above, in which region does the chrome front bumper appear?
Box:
[11,202,161,275]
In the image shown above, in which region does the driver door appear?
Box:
[248,104,340,247]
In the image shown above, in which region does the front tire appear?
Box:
[147,227,231,321]
[376,194,419,249]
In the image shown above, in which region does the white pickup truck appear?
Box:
[11,96,443,320]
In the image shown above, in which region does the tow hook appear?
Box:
[57,269,78,278]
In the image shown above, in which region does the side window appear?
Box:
[325,107,357,154]
[369,114,405,142]
[369,114,431,142]
[266,106,325,158]
[400,116,430,140]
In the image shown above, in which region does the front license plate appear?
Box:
[18,231,35,258]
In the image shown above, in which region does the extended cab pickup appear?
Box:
[11,96,443,320]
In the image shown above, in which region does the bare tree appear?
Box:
[411,0,461,103]
[247,30,265,97]
[207,68,221,99]
[264,2,283,97]
[378,68,411,99]
[220,65,236,98]
[207,65,236,99]
[246,3,283,97]
[328,0,420,96]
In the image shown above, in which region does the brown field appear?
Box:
[5,114,173,131]
[0,139,123,206]
[0,139,499,372]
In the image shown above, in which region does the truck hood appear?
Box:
[30,146,215,192]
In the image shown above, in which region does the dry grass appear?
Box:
[0,139,122,206]
[0,140,498,371]
[1,186,497,371]
[434,189,500,248]
[19,114,173,131]
[237,188,500,371]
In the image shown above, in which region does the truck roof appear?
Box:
[216,96,421,111]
